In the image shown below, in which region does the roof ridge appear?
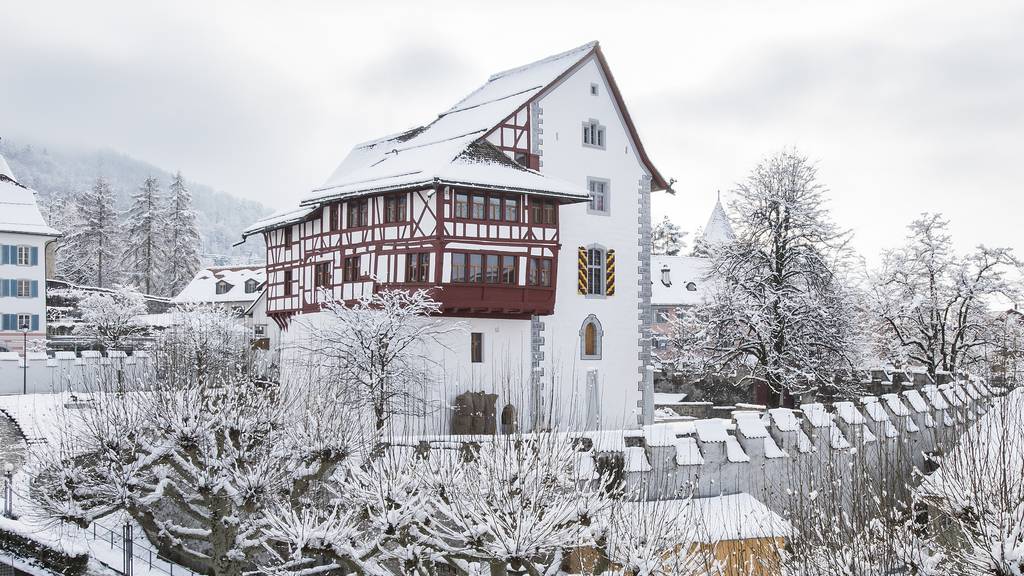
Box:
[487,41,598,81]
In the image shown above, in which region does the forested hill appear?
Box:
[0,139,270,265]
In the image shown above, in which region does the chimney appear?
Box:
[660,265,672,287]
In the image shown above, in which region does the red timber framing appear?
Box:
[262,185,567,325]
[486,104,540,170]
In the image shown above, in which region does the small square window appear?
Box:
[253,324,267,338]
[471,332,483,363]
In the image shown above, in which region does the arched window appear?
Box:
[579,314,603,360]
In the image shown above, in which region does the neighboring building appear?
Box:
[243,288,281,350]
[243,42,670,431]
[0,151,60,353]
[171,266,266,314]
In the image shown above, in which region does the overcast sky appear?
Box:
[2,1,1022,262]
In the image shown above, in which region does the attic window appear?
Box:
[685,282,697,292]
[216,281,233,295]
[244,279,258,293]
[582,120,606,149]
[660,266,671,287]
[590,83,599,96]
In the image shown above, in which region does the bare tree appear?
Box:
[919,389,1024,575]
[872,213,1022,379]
[673,150,858,404]
[295,288,464,436]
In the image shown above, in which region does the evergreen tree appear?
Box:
[163,172,202,296]
[66,177,120,287]
[43,192,78,281]
[123,176,165,294]
[651,215,687,256]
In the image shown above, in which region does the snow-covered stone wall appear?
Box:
[0,351,152,395]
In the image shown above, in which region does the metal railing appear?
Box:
[85,520,199,576]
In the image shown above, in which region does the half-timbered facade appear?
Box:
[244,41,669,431]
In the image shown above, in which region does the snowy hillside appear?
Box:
[0,139,270,265]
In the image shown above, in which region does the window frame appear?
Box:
[16,246,31,266]
[17,313,31,331]
[528,198,558,227]
[253,324,267,338]
[283,269,294,296]
[215,281,232,295]
[346,198,370,229]
[16,279,32,298]
[582,119,606,150]
[383,194,408,224]
[405,252,431,284]
[587,177,611,215]
[244,279,258,294]
[313,262,332,289]
[579,314,603,360]
[453,189,523,224]
[527,257,553,288]
[342,256,361,283]
[449,252,517,285]
[586,247,606,297]
[470,332,484,363]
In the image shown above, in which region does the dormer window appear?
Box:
[660,266,672,287]
[216,280,233,295]
[686,282,697,292]
[244,279,258,293]
[582,120,606,149]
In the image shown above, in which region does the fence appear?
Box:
[0,351,153,395]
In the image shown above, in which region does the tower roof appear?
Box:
[0,150,15,183]
[702,194,735,246]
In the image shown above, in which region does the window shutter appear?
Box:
[605,249,616,296]
[0,245,6,265]
[2,314,12,331]
[31,314,40,331]
[31,280,39,298]
[577,246,588,295]
[30,247,38,266]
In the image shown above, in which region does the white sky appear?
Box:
[2,1,1022,263]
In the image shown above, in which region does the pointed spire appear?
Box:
[0,137,15,182]
[702,192,735,246]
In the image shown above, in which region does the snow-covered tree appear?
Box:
[296,288,465,436]
[76,284,148,350]
[122,176,165,294]
[65,176,121,287]
[651,215,687,256]
[870,213,1021,379]
[918,388,1022,576]
[31,305,363,576]
[162,172,202,297]
[42,192,80,281]
[673,150,858,404]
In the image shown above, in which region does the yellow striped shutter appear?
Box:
[577,246,587,295]
[605,249,616,296]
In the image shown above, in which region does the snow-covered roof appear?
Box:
[172,266,266,304]
[651,255,713,307]
[275,42,664,217]
[0,153,61,237]
[239,205,316,241]
[617,493,790,542]
[702,196,735,246]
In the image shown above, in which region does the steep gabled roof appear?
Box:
[303,41,667,208]
[0,151,61,237]
[703,195,735,246]
[172,265,266,304]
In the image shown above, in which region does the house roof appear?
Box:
[239,205,316,241]
[302,41,666,209]
[0,152,61,237]
[703,195,735,245]
[616,493,791,542]
[172,265,266,304]
[651,255,713,306]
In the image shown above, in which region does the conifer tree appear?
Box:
[67,177,120,288]
[123,176,165,294]
[162,172,202,296]
[651,215,687,256]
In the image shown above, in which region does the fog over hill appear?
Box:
[0,138,270,265]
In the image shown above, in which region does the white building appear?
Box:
[243,42,670,431]
[0,151,60,352]
[171,265,266,314]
